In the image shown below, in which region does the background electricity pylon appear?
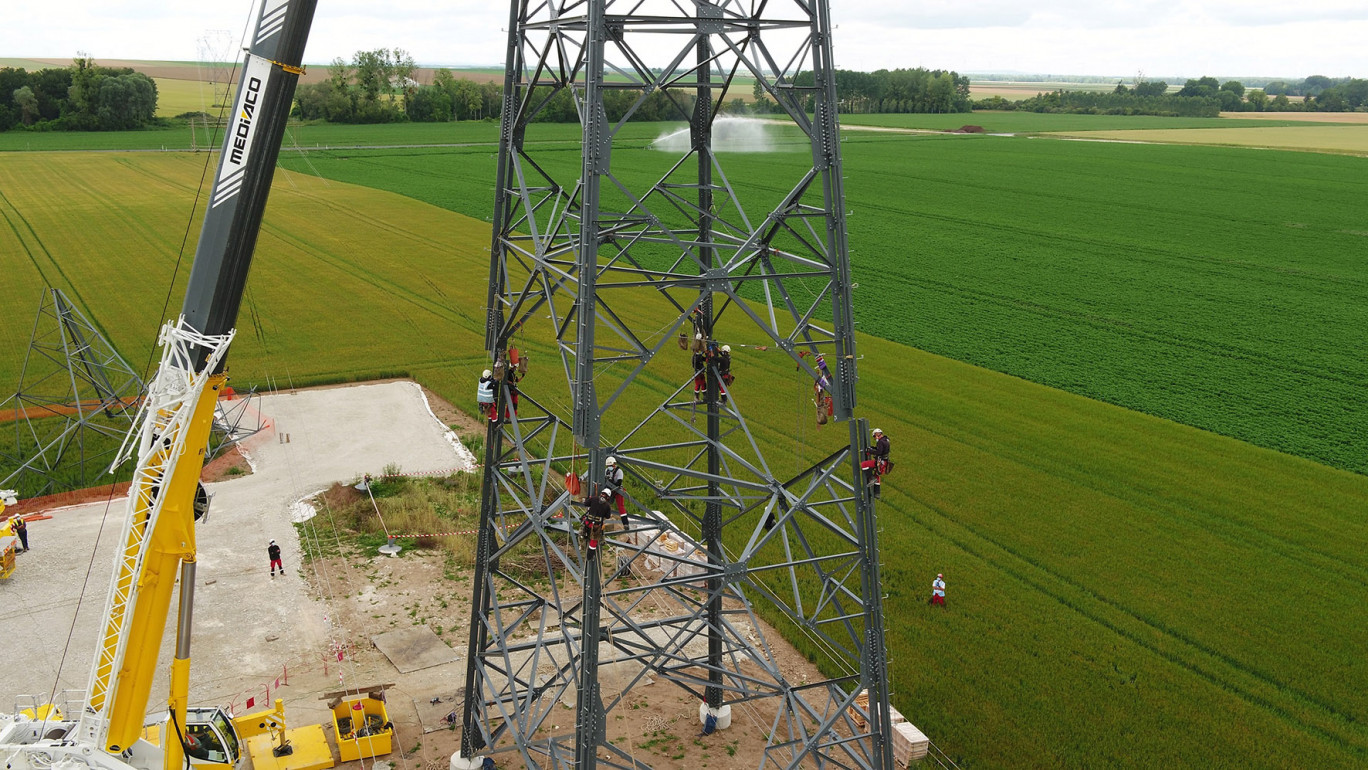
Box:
[458,1,893,767]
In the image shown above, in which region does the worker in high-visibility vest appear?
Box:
[931,573,946,607]
[476,369,496,420]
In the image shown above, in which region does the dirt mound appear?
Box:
[952,125,985,133]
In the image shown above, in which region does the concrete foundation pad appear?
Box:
[372,625,460,674]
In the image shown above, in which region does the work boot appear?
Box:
[873,484,881,499]
[620,516,630,529]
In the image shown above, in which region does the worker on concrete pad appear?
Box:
[11,513,29,553]
[604,456,628,527]
[931,573,946,607]
[861,427,891,498]
[476,368,496,420]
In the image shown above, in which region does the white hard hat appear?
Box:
[695,332,703,339]
[937,573,943,578]
[605,456,616,466]
[721,345,730,353]
[872,428,883,435]
[270,540,276,545]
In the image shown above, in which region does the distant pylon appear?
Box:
[0,289,144,496]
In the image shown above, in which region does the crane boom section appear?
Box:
[80,0,318,754]
[80,327,232,753]
[181,0,319,350]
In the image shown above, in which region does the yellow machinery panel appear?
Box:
[245,725,334,770]
[0,536,16,579]
[331,696,392,763]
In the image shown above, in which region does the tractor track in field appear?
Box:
[895,399,1368,593]
[898,486,1368,759]
[0,186,106,333]
[864,268,1362,390]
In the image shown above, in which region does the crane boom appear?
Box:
[81,0,318,749]
[1,2,317,770]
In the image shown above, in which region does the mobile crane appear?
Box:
[0,1,320,768]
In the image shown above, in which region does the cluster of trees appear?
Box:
[294,48,421,123]
[1002,86,1221,117]
[794,68,971,114]
[0,56,159,132]
[976,75,1368,116]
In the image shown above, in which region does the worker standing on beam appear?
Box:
[861,427,891,498]
[581,490,613,552]
[604,457,628,528]
[476,369,496,421]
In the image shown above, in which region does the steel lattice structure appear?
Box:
[458,1,893,767]
[0,289,268,497]
[0,289,142,496]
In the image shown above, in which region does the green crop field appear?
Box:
[839,111,1344,133]
[272,126,1368,476]
[153,77,220,117]
[0,150,1365,766]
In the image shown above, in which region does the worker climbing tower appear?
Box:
[458,1,893,767]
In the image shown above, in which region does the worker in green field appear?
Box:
[931,573,946,607]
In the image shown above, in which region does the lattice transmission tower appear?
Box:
[458,1,893,767]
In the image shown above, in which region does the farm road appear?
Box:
[0,381,473,718]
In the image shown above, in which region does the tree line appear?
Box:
[297,51,974,124]
[975,75,1368,116]
[0,56,159,132]
[800,68,972,114]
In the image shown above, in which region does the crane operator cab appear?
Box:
[143,707,241,768]
[182,709,238,765]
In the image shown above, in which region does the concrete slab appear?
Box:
[410,690,463,735]
[0,381,473,717]
[371,626,459,674]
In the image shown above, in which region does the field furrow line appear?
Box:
[867,269,1362,388]
[255,221,478,331]
[899,405,1368,590]
[0,188,53,288]
[0,186,104,328]
[859,195,1368,292]
[899,491,1368,759]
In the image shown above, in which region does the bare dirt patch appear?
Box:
[296,531,829,770]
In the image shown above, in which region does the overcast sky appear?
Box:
[5,0,1366,80]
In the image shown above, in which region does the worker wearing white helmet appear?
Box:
[862,428,891,498]
[716,344,733,403]
[476,368,497,420]
[931,573,946,607]
[603,456,628,526]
